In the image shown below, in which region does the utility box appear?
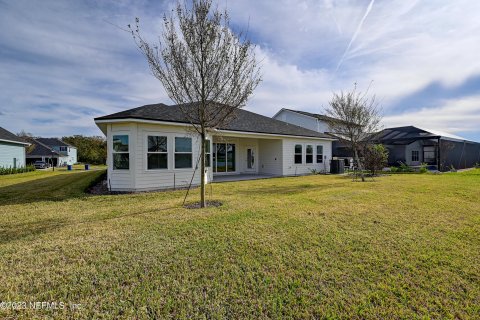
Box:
[330,159,345,174]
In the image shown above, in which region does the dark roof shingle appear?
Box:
[95,103,332,139]
[0,127,29,145]
[35,138,72,147]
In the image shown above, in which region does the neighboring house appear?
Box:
[26,138,78,166]
[94,103,334,192]
[373,126,480,170]
[0,127,30,168]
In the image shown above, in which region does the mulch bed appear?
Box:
[183,200,223,209]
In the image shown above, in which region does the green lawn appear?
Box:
[0,169,479,319]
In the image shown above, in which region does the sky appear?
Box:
[1,0,479,141]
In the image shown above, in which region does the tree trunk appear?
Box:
[354,148,365,182]
[200,131,206,208]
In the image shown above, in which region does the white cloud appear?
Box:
[383,95,480,134]
[0,0,479,140]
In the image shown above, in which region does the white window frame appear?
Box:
[205,139,211,168]
[306,144,313,164]
[412,150,419,162]
[146,135,168,170]
[316,145,324,163]
[174,136,193,169]
[112,134,130,171]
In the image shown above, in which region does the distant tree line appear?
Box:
[62,135,107,165]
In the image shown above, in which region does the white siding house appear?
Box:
[95,103,334,192]
[0,127,29,168]
[273,108,332,133]
[26,138,78,166]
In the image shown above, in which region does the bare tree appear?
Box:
[129,0,261,207]
[323,84,382,182]
[17,130,33,138]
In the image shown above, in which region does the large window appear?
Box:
[294,144,302,164]
[147,136,168,170]
[411,150,419,162]
[113,135,129,170]
[213,143,236,173]
[205,139,211,167]
[316,145,323,163]
[306,145,313,163]
[175,137,192,168]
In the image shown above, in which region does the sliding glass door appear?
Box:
[213,143,236,173]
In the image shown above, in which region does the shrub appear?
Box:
[419,163,428,174]
[0,165,36,175]
[390,166,399,173]
[398,161,414,173]
[363,144,389,176]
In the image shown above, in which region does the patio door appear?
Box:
[213,143,236,173]
[246,147,256,172]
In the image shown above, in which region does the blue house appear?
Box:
[0,127,30,168]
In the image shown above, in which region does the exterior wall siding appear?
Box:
[108,122,212,191]
[107,122,334,191]
[405,140,423,166]
[273,110,318,132]
[0,142,26,168]
[258,139,283,175]
[282,138,331,175]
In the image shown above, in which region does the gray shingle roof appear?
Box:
[36,137,72,147]
[24,137,61,157]
[0,127,29,145]
[95,103,333,139]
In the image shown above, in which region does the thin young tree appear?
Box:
[129,0,261,207]
[324,84,382,182]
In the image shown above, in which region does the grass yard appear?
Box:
[0,169,479,319]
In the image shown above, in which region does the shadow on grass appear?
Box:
[0,205,182,244]
[0,170,105,206]
[232,177,350,196]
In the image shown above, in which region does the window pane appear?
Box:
[215,144,226,172]
[175,154,192,168]
[175,137,192,152]
[317,155,323,163]
[113,153,129,170]
[306,145,313,154]
[306,155,313,163]
[317,145,323,154]
[227,144,235,172]
[113,135,128,152]
[205,140,211,153]
[148,136,167,152]
[148,153,168,169]
[205,153,211,167]
[295,154,302,164]
[295,144,302,154]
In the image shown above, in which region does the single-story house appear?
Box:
[373,126,480,170]
[0,127,30,168]
[26,137,78,166]
[94,103,334,192]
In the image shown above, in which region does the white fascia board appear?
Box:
[214,129,335,141]
[0,139,30,146]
